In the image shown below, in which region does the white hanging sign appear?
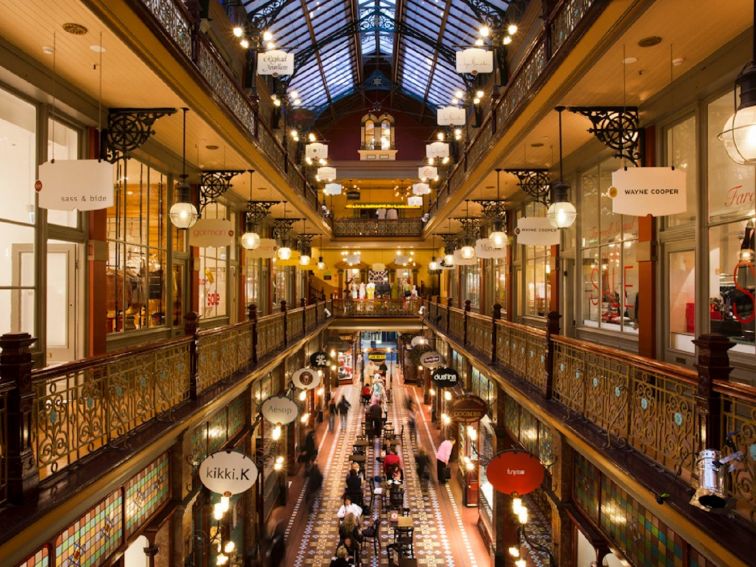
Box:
[189,218,235,248]
[609,167,687,216]
[453,249,479,265]
[37,160,114,211]
[292,367,321,390]
[418,165,438,180]
[407,196,423,207]
[317,166,337,182]
[345,254,361,265]
[515,217,560,246]
[261,395,299,424]
[475,238,506,259]
[426,142,450,159]
[199,451,258,495]
[324,183,342,196]
[257,50,294,76]
[420,351,443,369]
[412,183,431,196]
[247,238,278,258]
[455,48,493,75]
[437,106,466,126]
[306,142,328,160]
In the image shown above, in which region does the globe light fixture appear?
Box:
[317,257,326,269]
[299,254,311,266]
[240,170,261,249]
[489,169,507,248]
[278,245,292,260]
[429,257,439,271]
[444,253,454,265]
[461,244,475,259]
[170,108,199,229]
[547,107,577,228]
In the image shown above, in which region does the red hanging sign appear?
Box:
[486,451,545,495]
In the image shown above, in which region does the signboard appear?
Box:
[371,263,386,271]
[310,351,329,367]
[610,167,687,216]
[426,141,450,159]
[189,218,235,248]
[420,351,443,369]
[394,255,410,265]
[485,450,545,495]
[407,196,423,207]
[418,165,438,181]
[305,142,328,160]
[437,106,466,126]
[432,367,459,388]
[38,160,114,211]
[367,351,387,361]
[452,249,478,265]
[324,183,342,196]
[455,48,493,75]
[317,166,337,182]
[448,395,488,424]
[199,450,258,495]
[257,50,294,76]
[515,217,560,246]
[292,367,321,390]
[246,238,278,258]
[410,335,426,347]
[412,183,431,196]
[475,238,506,259]
[261,395,298,425]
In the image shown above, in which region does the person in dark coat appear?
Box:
[338,395,351,430]
[307,463,323,512]
[345,467,363,507]
[366,402,383,440]
[300,428,317,472]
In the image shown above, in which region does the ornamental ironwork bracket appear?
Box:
[568,106,640,165]
[452,218,482,239]
[473,200,509,222]
[297,233,316,253]
[438,233,459,255]
[246,201,280,224]
[102,108,177,163]
[199,170,245,212]
[505,169,550,205]
[272,218,300,241]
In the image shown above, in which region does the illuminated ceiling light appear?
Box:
[507,23,518,35]
[233,26,244,38]
[263,30,273,42]
[299,254,311,266]
[437,131,445,141]
[170,109,198,229]
[474,38,484,46]
[317,257,325,269]
[308,132,317,142]
[460,244,475,259]
[476,90,484,98]
[271,425,282,441]
[547,108,577,228]
[441,156,450,165]
[224,541,235,554]
[273,98,281,107]
[454,89,465,99]
[240,38,250,49]
[479,25,490,38]
[241,170,261,249]
[502,35,512,46]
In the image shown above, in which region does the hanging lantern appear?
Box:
[170,109,198,229]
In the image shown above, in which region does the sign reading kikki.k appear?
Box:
[199,450,258,494]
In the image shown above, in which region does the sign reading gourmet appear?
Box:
[486,450,545,495]
[420,351,443,369]
[310,351,329,368]
[448,395,488,423]
[610,167,687,216]
[199,450,258,495]
[432,367,459,388]
[292,367,321,390]
[261,395,298,425]
[257,50,294,76]
[189,218,235,247]
[515,217,560,246]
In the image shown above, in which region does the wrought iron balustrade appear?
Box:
[331,298,422,317]
[332,218,424,237]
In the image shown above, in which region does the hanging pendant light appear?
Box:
[719,1,756,164]
[299,220,311,266]
[547,107,577,228]
[459,200,476,259]
[169,108,199,229]
[489,168,507,248]
[317,235,326,270]
[429,234,439,270]
[240,169,261,249]
[277,202,292,260]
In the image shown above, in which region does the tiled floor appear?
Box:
[282,373,492,566]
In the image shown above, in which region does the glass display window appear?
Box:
[494,257,507,312]
[666,115,698,227]
[46,118,80,228]
[668,249,696,353]
[199,203,230,320]
[522,202,550,318]
[461,264,480,309]
[245,256,260,308]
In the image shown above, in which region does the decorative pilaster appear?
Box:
[693,334,733,450]
[184,312,199,400]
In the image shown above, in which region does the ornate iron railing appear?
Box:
[498,321,548,393]
[332,218,424,237]
[196,320,254,394]
[331,298,421,317]
[0,382,9,506]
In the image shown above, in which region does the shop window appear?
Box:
[245,256,260,308]
[199,203,230,320]
[361,113,394,150]
[669,249,696,353]
[523,201,550,318]
[579,158,638,334]
[494,257,507,311]
[107,159,168,333]
[46,118,80,228]
[272,261,286,306]
[461,264,480,309]
[666,115,698,227]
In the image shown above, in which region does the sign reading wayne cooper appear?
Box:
[610,167,687,217]
[432,367,459,388]
[515,217,560,246]
[199,450,258,495]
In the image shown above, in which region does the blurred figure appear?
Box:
[338,395,351,430]
[306,463,323,513]
[415,448,430,482]
[328,397,337,432]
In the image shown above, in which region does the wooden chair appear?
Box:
[369,476,386,510]
[394,526,414,558]
[361,517,381,555]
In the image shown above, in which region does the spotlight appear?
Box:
[502,35,512,46]
[507,23,518,35]
[479,25,490,38]
[232,26,243,38]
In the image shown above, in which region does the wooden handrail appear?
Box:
[497,318,548,338]
[713,379,756,401]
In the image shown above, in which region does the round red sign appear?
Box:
[485,451,545,495]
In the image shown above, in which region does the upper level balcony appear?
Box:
[332,218,424,238]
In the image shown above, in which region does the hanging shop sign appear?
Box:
[452,250,478,265]
[247,238,278,258]
[426,141,450,159]
[261,395,299,425]
[317,166,337,182]
[418,165,438,180]
[189,218,235,248]
[449,395,488,424]
[410,335,426,347]
[292,367,321,390]
[394,255,410,266]
[305,142,328,160]
[367,351,387,361]
[412,183,431,196]
[310,351,329,368]
[38,160,114,211]
[257,50,294,76]
[407,195,423,207]
[485,450,545,495]
[420,351,443,369]
[324,182,342,196]
[609,167,687,216]
[515,217,560,246]
[456,48,493,75]
[475,239,506,259]
[199,450,258,495]
[437,106,466,126]
[432,367,459,388]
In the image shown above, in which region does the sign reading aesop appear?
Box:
[431,367,459,388]
[420,351,443,369]
[199,450,258,495]
[448,395,488,424]
[292,367,321,390]
[261,395,298,425]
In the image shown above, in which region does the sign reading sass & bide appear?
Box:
[261,395,298,425]
[432,367,459,388]
[292,367,321,390]
[199,450,258,495]
[485,450,545,495]
[38,160,114,211]
[448,395,488,424]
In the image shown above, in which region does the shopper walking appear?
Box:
[436,439,454,484]
[328,398,337,432]
[337,395,351,430]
